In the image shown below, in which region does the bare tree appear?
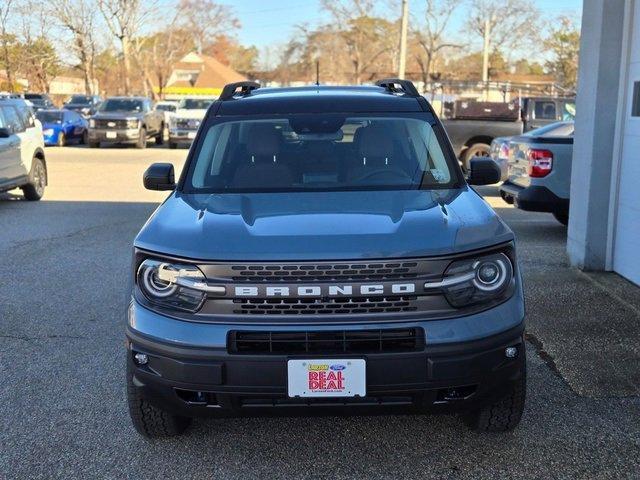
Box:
[0,0,17,91]
[178,0,239,54]
[97,0,157,95]
[50,0,98,94]
[322,0,393,84]
[412,0,463,88]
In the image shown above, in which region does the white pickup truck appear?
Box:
[168,97,215,149]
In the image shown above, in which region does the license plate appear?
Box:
[106,131,117,139]
[187,131,196,139]
[287,359,366,397]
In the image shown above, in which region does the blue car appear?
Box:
[36,109,88,146]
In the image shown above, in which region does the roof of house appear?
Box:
[170,52,246,88]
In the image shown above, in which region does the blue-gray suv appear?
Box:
[126,80,526,437]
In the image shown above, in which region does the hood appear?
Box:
[135,188,513,261]
[92,111,143,120]
[174,109,208,120]
[41,122,63,130]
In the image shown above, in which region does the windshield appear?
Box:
[526,122,574,137]
[186,114,456,193]
[178,99,213,110]
[36,111,62,123]
[156,104,176,112]
[69,95,91,104]
[99,99,143,112]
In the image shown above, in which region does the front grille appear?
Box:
[233,296,418,315]
[228,328,424,354]
[175,118,200,129]
[229,261,422,283]
[94,119,128,129]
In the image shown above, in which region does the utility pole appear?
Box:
[398,0,409,79]
[481,16,491,100]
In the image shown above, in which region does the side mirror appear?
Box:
[467,157,501,185]
[143,163,175,191]
[0,127,12,138]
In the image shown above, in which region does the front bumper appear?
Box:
[126,295,525,417]
[88,128,140,143]
[169,129,197,143]
[500,181,569,214]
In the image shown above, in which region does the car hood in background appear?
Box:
[135,188,513,261]
[92,112,143,120]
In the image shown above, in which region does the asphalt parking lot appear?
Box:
[1,146,639,479]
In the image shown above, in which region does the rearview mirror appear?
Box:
[143,163,175,191]
[0,127,12,138]
[467,157,501,185]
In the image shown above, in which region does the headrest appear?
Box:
[356,126,394,158]
[247,124,281,158]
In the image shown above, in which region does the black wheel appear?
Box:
[169,142,177,149]
[127,364,191,438]
[89,141,100,148]
[81,130,88,145]
[57,132,66,147]
[22,156,47,201]
[553,211,569,226]
[136,127,147,149]
[462,143,491,171]
[155,124,164,145]
[463,361,526,432]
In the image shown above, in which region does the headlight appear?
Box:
[136,259,218,312]
[89,119,95,128]
[425,252,514,307]
[127,119,139,129]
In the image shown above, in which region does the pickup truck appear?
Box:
[441,96,575,170]
[499,121,574,225]
[87,96,164,149]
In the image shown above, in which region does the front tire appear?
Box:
[463,361,526,432]
[127,364,191,438]
[169,141,178,149]
[462,142,491,171]
[155,124,164,145]
[22,156,47,201]
[136,127,147,149]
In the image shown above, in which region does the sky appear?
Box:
[225,0,583,49]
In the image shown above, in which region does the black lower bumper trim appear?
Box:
[500,182,569,214]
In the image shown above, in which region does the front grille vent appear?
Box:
[228,328,424,355]
[233,296,418,315]
[94,119,128,129]
[229,261,420,283]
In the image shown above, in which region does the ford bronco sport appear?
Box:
[127,80,526,438]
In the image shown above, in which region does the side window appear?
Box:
[534,101,557,120]
[1,106,25,133]
[16,105,34,129]
[0,108,7,129]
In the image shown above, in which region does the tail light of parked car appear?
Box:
[527,148,553,177]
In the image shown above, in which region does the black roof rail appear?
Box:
[375,78,420,97]
[219,81,261,101]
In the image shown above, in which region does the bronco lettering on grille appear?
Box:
[233,283,416,298]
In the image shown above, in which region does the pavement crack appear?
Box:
[525,332,577,394]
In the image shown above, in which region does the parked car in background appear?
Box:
[88,97,164,149]
[490,122,576,182]
[23,93,54,111]
[155,100,179,127]
[63,95,102,116]
[168,97,215,148]
[441,96,575,170]
[0,97,47,200]
[36,109,88,146]
[499,121,575,225]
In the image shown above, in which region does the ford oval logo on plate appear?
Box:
[330,364,346,371]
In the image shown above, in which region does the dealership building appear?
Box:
[569,0,640,285]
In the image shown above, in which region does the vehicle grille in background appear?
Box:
[229,261,421,283]
[228,328,424,354]
[233,296,418,315]
[175,118,200,129]
[94,119,128,129]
